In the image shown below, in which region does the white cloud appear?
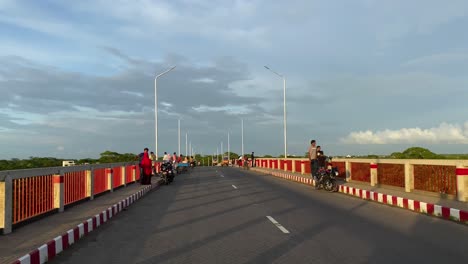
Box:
[341,122,468,144]
[121,91,144,97]
[192,78,216,83]
[192,104,251,115]
[160,102,173,108]
[57,146,65,151]
[402,52,468,67]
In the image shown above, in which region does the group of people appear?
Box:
[308,140,327,189]
[160,152,195,164]
[137,149,196,185]
[237,152,255,167]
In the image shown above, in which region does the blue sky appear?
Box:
[1,0,468,159]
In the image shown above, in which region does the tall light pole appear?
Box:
[185,132,188,157]
[228,132,230,163]
[241,119,244,158]
[189,141,192,157]
[264,66,287,158]
[221,141,223,158]
[154,66,176,159]
[178,119,181,155]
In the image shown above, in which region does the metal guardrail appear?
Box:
[254,158,468,202]
[0,161,149,235]
[0,162,137,181]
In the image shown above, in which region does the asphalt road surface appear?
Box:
[50,167,468,264]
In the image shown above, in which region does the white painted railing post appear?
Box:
[370,163,378,186]
[107,168,114,192]
[53,171,65,212]
[121,166,126,187]
[404,161,414,193]
[345,160,351,182]
[1,175,13,234]
[86,168,94,200]
[456,163,468,202]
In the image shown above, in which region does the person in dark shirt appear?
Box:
[317,146,326,168]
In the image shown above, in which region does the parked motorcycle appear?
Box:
[316,156,339,192]
[160,162,175,185]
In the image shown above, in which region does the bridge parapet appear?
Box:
[254,158,468,203]
[0,161,161,235]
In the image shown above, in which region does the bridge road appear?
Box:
[50,167,468,264]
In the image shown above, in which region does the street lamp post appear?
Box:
[178,119,181,155]
[264,66,287,159]
[241,119,244,158]
[154,66,176,159]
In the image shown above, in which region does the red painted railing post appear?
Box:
[53,172,65,212]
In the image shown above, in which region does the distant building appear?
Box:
[62,160,75,167]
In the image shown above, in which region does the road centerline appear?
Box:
[266,216,290,234]
[232,185,238,189]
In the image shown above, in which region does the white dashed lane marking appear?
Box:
[266,216,290,234]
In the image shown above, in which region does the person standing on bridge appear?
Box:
[140,149,152,185]
[308,140,319,189]
[137,148,149,183]
[251,152,255,167]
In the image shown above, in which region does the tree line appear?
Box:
[2,147,467,171]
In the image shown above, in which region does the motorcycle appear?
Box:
[316,156,339,192]
[160,162,175,185]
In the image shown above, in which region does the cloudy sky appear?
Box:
[1,0,468,159]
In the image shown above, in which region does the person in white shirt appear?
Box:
[163,152,170,162]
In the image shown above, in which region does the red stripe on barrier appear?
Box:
[427,204,435,214]
[382,194,387,204]
[30,249,40,264]
[414,201,420,211]
[100,212,105,223]
[83,221,89,235]
[442,207,450,219]
[460,210,468,222]
[93,217,97,229]
[456,168,468,175]
[403,198,409,209]
[53,175,64,183]
[392,196,397,205]
[62,233,69,250]
[373,192,378,200]
[359,189,363,198]
[47,240,56,259]
[73,227,79,242]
